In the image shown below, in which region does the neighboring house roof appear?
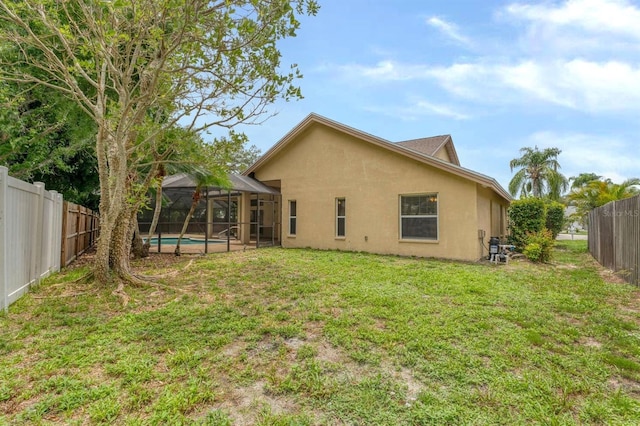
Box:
[395,135,460,166]
[245,113,511,202]
[163,173,279,195]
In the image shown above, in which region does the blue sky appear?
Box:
[217,0,640,192]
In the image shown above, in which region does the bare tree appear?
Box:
[0,0,318,285]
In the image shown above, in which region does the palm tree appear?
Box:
[132,126,202,258]
[135,129,245,256]
[569,172,601,190]
[174,166,230,256]
[568,178,640,219]
[142,164,168,255]
[509,146,568,200]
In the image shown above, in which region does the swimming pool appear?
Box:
[145,237,226,245]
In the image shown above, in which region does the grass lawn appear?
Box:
[1,241,640,425]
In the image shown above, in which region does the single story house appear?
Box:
[241,113,511,261]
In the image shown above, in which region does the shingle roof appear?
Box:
[395,136,449,156]
[395,135,460,166]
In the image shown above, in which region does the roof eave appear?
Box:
[391,144,511,202]
[245,113,511,202]
[243,113,319,176]
[441,135,461,166]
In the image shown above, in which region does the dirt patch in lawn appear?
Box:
[300,323,423,405]
[581,337,602,349]
[70,249,197,273]
[598,268,629,285]
[217,380,301,426]
[609,377,640,395]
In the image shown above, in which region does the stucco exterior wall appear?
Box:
[253,123,486,261]
[476,185,509,258]
[434,146,451,163]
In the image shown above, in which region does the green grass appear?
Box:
[1,240,640,424]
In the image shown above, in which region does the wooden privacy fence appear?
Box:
[61,201,99,267]
[589,194,640,286]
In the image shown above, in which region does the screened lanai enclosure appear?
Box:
[138,174,281,254]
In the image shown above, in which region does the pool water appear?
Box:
[145,237,226,245]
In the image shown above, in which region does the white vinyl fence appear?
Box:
[0,166,63,312]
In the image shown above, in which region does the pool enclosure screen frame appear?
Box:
[137,174,281,253]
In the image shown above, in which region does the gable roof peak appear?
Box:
[244,112,509,201]
[395,135,460,166]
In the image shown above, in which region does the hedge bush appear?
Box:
[523,242,542,262]
[508,198,546,250]
[523,229,555,262]
[545,201,565,239]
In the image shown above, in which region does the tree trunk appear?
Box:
[175,188,201,256]
[110,206,133,277]
[131,215,148,259]
[95,217,115,284]
[94,135,131,283]
[145,179,164,253]
[94,124,127,284]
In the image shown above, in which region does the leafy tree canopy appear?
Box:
[567,177,640,219]
[0,0,319,284]
[230,143,262,174]
[0,75,100,209]
[569,172,601,190]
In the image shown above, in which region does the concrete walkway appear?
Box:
[556,233,588,240]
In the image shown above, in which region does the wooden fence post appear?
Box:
[635,197,640,286]
[75,204,81,262]
[609,204,614,269]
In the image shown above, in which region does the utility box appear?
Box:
[488,237,500,261]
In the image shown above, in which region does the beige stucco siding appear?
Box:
[253,123,483,261]
[476,185,509,257]
[434,146,451,163]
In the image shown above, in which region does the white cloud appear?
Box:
[525,131,638,182]
[344,60,419,81]
[506,0,640,40]
[426,17,473,47]
[412,99,470,120]
[334,0,640,115]
[502,0,640,55]
[446,59,640,112]
[340,59,640,113]
[339,60,432,82]
[365,98,469,121]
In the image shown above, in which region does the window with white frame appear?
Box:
[336,198,346,237]
[289,200,297,235]
[400,194,438,240]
